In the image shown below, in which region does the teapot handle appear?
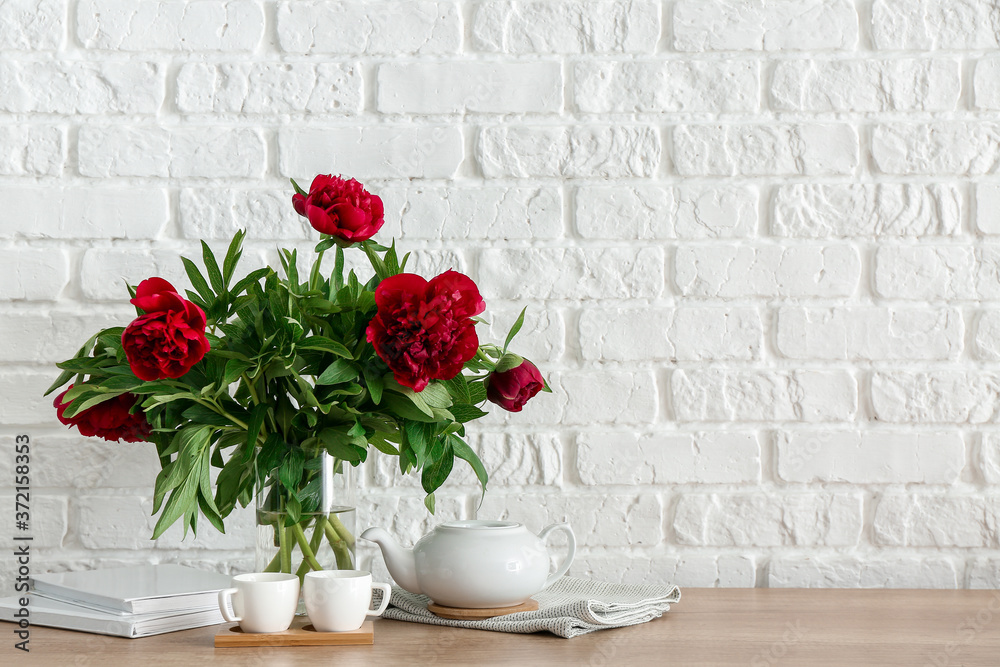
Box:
[538,522,576,589]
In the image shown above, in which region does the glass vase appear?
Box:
[255,452,357,580]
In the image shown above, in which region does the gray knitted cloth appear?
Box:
[376,577,681,639]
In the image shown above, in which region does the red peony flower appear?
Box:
[54,386,152,443]
[122,277,210,381]
[486,359,544,413]
[366,271,485,392]
[293,174,384,244]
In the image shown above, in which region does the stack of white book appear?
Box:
[0,564,233,638]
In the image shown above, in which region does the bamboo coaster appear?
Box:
[214,619,374,647]
[427,598,539,620]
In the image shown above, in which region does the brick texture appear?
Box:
[0,0,995,592]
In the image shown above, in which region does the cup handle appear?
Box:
[538,522,576,589]
[367,583,392,617]
[218,588,241,623]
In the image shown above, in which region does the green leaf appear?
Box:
[384,240,400,275]
[421,441,454,495]
[210,444,225,469]
[362,242,391,281]
[141,392,194,410]
[503,307,527,353]
[181,403,235,427]
[216,449,251,515]
[223,359,255,385]
[449,435,488,492]
[222,229,246,287]
[198,448,221,515]
[319,428,366,463]
[380,392,438,422]
[202,241,225,294]
[423,492,436,514]
[418,382,453,409]
[63,391,127,418]
[185,290,208,311]
[231,267,270,296]
[494,353,524,374]
[392,386,435,418]
[257,433,286,477]
[56,357,105,374]
[98,375,144,392]
[315,237,337,254]
[281,248,299,287]
[279,448,306,498]
[292,407,319,429]
[45,332,102,395]
[245,403,268,455]
[44,368,76,396]
[102,364,139,376]
[363,366,384,405]
[286,495,302,524]
[176,424,214,458]
[198,492,226,533]
[468,382,487,404]
[97,326,126,345]
[448,404,489,423]
[442,374,472,404]
[62,383,96,402]
[152,458,188,514]
[290,178,306,196]
[284,316,305,341]
[384,377,449,415]
[130,381,186,395]
[182,256,214,303]
[298,336,353,358]
[369,436,399,457]
[430,407,455,422]
[152,470,200,539]
[298,297,341,314]
[403,421,432,468]
[333,245,345,292]
[316,359,358,385]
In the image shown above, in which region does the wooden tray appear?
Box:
[214,619,374,647]
[427,598,538,620]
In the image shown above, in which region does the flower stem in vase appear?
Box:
[292,522,323,572]
[323,520,354,569]
[326,512,356,548]
[295,518,328,578]
[278,523,291,574]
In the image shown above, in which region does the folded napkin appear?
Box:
[376,577,681,639]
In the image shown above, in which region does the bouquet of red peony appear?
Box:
[47,175,547,576]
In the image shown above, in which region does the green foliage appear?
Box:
[47,228,544,539]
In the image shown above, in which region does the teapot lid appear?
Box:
[439,519,520,531]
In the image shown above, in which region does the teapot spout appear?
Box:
[360,527,421,594]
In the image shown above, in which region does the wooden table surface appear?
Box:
[9,588,1000,666]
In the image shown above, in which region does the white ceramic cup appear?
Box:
[303,570,391,632]
[218,572,300,633]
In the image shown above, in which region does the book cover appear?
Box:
[0,594,226,638]
[30,564,234,615]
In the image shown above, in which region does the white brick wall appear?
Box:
[1,0,997,591]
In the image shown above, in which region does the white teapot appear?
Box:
[361,519,576,609]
